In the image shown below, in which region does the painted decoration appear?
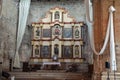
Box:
[42,29,51,38]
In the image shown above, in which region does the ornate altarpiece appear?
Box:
[30,7,84,63]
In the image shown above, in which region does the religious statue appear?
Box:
[35,27,40,36]
[75,46,79,57]
[53,44,59,61]
[55,11,60,19]
[75,28,79,38]
[35,45,39,56]
[54,44,59,55]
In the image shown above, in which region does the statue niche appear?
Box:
[53,44,59,61]
[35,27,40,36]
[34,45,40,57]
[55,11,60,20]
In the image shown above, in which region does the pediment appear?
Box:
[39,7,76,23]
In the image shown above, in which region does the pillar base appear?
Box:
[93,72,101,80]
[102,71,120,80]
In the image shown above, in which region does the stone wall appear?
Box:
[28,0,86,24]
[0,0,18,70]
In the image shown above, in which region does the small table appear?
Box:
[42,62,61,70]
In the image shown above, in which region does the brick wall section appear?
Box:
[114,0,120,72]
[100,0,113,72]
[101,0,120,72]
[93,0,103,80]
[93,0,113,80]
[93,0,120,79]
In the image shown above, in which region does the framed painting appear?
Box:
[62,46,73,58]
[42,29,51,38]
[41,45,51,58]
[63,28,73,38]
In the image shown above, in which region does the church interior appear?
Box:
[0,0,120,80]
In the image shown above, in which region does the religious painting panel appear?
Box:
[42,29,51,38]
[62,46,73,58]
[63,28,73,38]
[41,45,51,58]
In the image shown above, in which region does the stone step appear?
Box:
[9,71,91,80]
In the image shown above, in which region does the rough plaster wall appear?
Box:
[0,0,18,70]
[28,0,86,24]
[82,25,93,64]
[0,0,93,70]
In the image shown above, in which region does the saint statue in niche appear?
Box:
[75,46,79,57]
[35,45,39,56]
[53,44,59,61]
[75,28,79,38]
[35,27,40,36]
[54,44,59,55]
[55,11,60,19]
